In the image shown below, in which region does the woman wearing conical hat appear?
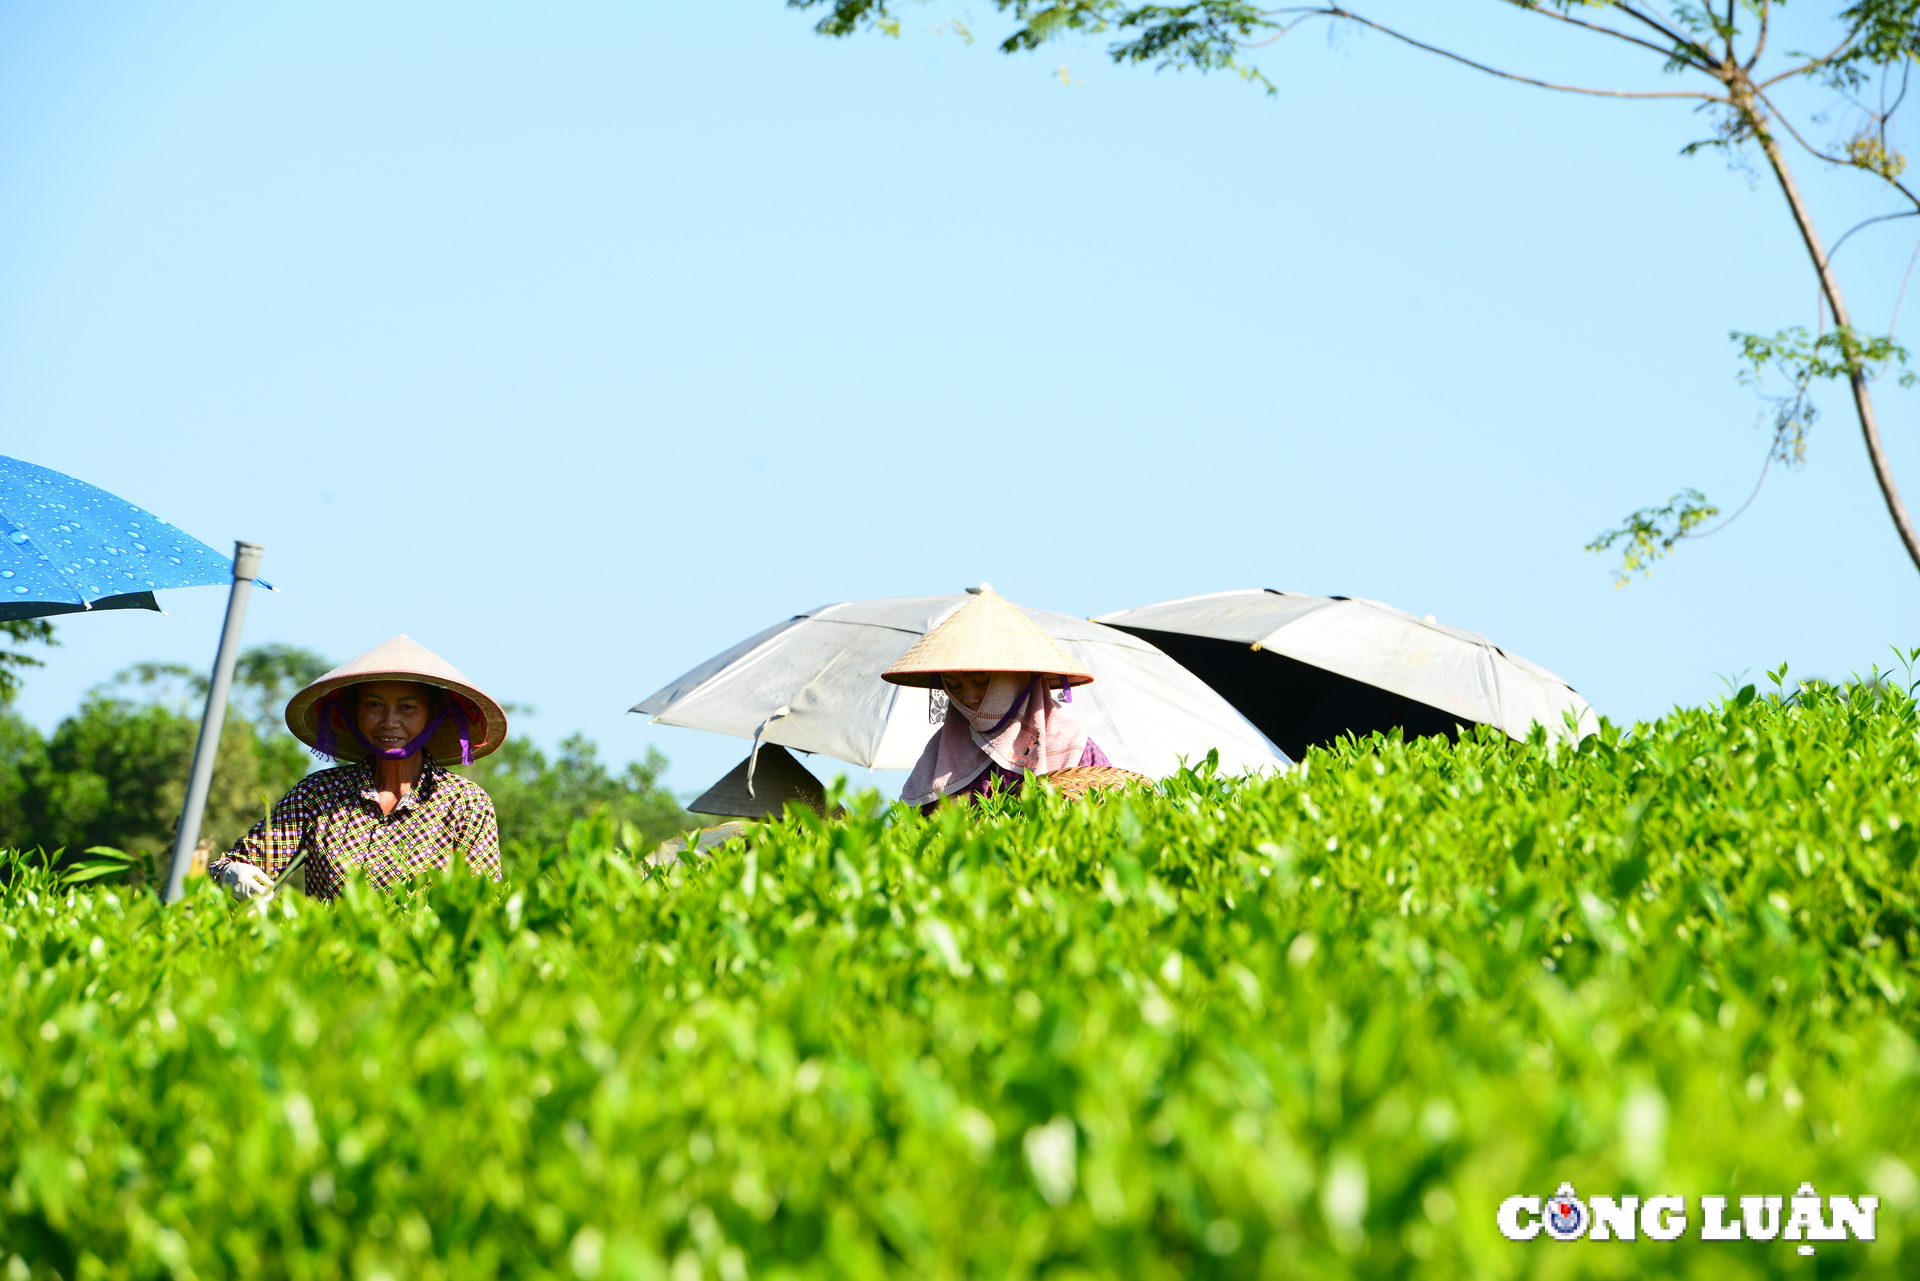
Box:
[206,636,508,902]
[884,587,1111,809]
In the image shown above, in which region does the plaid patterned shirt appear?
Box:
[209,757,501,901]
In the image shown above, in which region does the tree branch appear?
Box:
[1497,4,1706,66]
[1610,3,1722,66]
[1827,210,1920,263]
[1756,88,1920,212]
[1892,236,1920,334]
[1746,0,1770,70]
[1291,8,1722,101]
[1685,447,1774,541]
[1812,211,1920,272]
[1755,35,1858,90]
[1761,98,1857,166]
[1738,92,1920,573]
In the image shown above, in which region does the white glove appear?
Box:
[214,861,275,901]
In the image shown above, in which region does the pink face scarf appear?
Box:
[901,671,1089,807]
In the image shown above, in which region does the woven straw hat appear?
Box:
[882,587,1094,688]
[688,744,829,819]
[285,634,508,763]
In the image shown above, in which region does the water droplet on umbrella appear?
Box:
[167,556,181,564]
[11,586,25,594]
[7,531,27,544]
[0,571,12,578]
[133,543,147,552]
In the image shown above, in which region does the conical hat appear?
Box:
[285,635,508,763]
[882,588,1093,688]
[687,744,829,819]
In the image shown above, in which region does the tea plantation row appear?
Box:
[4,678,1919,1278]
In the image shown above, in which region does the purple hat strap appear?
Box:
[314,689,475,766]
[984,678,1036,735]
[312,693,343,761]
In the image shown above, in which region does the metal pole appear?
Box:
[162,541,263,904]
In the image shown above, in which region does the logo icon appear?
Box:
[1544,1183,1588,1241]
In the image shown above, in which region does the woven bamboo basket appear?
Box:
[1040,766,1153,800]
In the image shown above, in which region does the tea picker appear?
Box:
[207,636,509,902]
[881,586,1147,809]
[632,584,1283,818]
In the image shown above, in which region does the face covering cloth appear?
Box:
[900,671,1088,807]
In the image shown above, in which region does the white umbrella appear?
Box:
[631,588,1289,778]
[1094,590,1598,756]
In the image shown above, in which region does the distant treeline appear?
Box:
[0,628,694,860]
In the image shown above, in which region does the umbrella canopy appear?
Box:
[632,589,1289,778]
[1094,589,1598,759]
[0,455,259,621]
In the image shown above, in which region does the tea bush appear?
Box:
[4,677,1919,1279]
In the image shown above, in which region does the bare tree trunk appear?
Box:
[1743,85,1920,574]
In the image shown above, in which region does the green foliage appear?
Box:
[790,0,1278,82]
[1734,325,1914,392]
[0,704,48,846]
[5,678,1920,1276]
[1846,129,1908,180]
[0,618,56,703]
[459,734,696,854]
[1584,488,1721,586]
[1734,324,1918,464]
[1587,324,1919,583]
[18,691,281,860]
[0,648,331,861]
[1828,0,1920,88]
[790,0,1920,101]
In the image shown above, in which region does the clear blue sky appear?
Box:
[3,1,1915,798]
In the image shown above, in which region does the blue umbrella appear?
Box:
[2,454,276,904]
[0,454,267,621]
